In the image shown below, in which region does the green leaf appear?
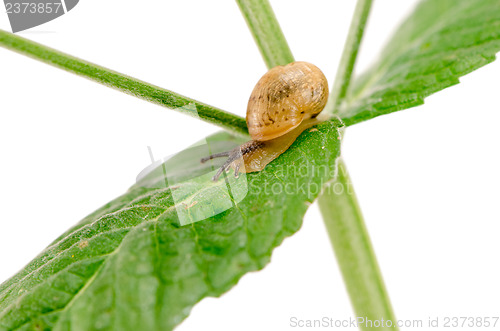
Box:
[339,0,500,126]
[0,30,248,136]
[0,120,342,331]
[3,0,500,329]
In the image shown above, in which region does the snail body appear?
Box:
[202,61,329,181]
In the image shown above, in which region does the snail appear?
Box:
[201,61,329,181]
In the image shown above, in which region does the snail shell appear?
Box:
[246,61,329,141]
[202,61,329,181]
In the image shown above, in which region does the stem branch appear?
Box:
[325,0,372,115]
[235,2,398,329]
[0,30,248,136]
[319,160,398,330]
[318,0,398,328]
[236,0,294,68]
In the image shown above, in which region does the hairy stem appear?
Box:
[236,1,398,329]
[319,160,398,330]
[325,0,372,115]
[0,29,248,136]
[236,0,294,68]
[319,0,398,328]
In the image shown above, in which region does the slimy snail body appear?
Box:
[202,61,329,181]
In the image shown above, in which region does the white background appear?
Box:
[1,1,500,330]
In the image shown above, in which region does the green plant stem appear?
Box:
[325,0,372,115]
[319,0,398,328]
[235,0,398,329]
[236,0,294,68]
[0,29,248,136]
[319,159,398,330]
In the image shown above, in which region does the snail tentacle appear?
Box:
[204,140,264,181]
[200,151,231,163]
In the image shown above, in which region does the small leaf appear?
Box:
[0,120,342,331]
[340,0,500,126]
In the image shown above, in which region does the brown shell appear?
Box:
[246,61,329,141]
